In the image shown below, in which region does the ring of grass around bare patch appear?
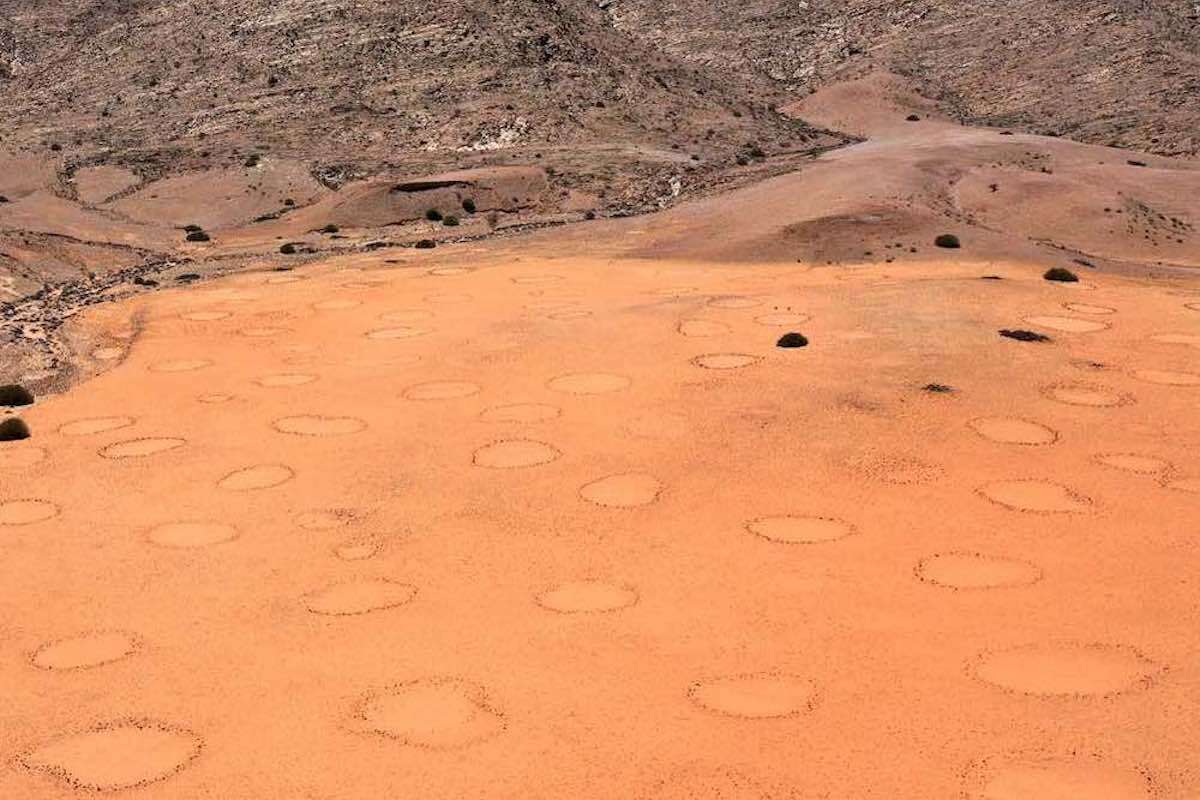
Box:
[967,642,1160,697]
[18,718,203,791]
[472,439,561,468]
[99,437,186,459]
[1023,315,1109,333]
[691,353,761,369]
[350,678,505,749]
[746,515,856,544]
[534,580,639,614]
[960,752,1156,800]
[0,417,31,441]
[31,631,141,671]
[403,381,481,400]
[579,472,662,508]
[302,579,417,616]
[968,417,1058,446]
[479,403,561,423]
[273,415,366,436]
[1042,382,1132,407]
[776,332,808,348]
[1093,452,1170,474]
[687,673,818,719]
[0,498,60,525]
[915,552,1043,590]
[0,384,34,406]
[976,479,1091,513]
[1043,267,1079,283]
[217,464,294,491]
[148,521,239,548]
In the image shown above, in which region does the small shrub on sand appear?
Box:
[584,210,596,220]
[461,198,476,213]
[185,230,210,242]
[442,215,459,227]
[0,417,30,441]
[321,224,339,234]
[415,239,436,249]
[279,243,297,255]
[425,208,443,222]
[934,234,961,249]
[1000,329,1051,343]
[776,332,809,348]
[0,384,35,406]
[922,383,954,393]
[906,114,921,122]
[1043,267,1078,283]
[183,224,203,233]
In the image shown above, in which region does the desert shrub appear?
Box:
[1043,267,1078,283]
[0,384,34,406]
[934,234,961,249]
[584,210,596,220]
[183,224,202,232]
[486,211,499,228]
[279,243,297,254]
[922,383,954,393]
[415,239,436,249]
[906,114,921,122]
[999,329,1051,342]
[185,230,210,242]
[776,332,809,348]
[0,417,30,441]
[425,208,443,222]
[284,198,295,206]
[461,198,476,213]
[321,224,339,234]
[1127,159,1147,167]
[442,215,459,227]
[176,273,201,282]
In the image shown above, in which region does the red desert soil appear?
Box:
[2,78,1199,798]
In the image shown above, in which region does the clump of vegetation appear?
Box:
[905,114,921,122]
[176,273,201,282]
[442,215,459,227]
[0,195,9,203]
[185,230,210,242]
[0,384,35,406]
[283,198,295,206]
[461,198,476,213]
[1000,329,1051,343]
[922,383,954,393]
[0,417,30,441]
[1127,159,1148,167]
[183,224,203,233]
[486,211,500,228]
[1044,267,1078,283]
[321,224,339,234]
[584,210,596,220]
[934,234,961,249]
[415,239,436,249]
[425,208,443,222]
[776,332,809,348]
[279,243,297,255]
[245,154,261,168]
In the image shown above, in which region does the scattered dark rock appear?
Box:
[934,233,961,249]
[1043,267,1078,282]
[0,417,31,441]
[133,276,158,287]
[1000,329,1051,342]
[922,383,955,393]
[776,332,809,348]
[415,239,436,249]
[0,384,35,406]
[185,230,210,242]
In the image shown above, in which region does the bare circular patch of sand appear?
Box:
[968,417,1058,445]
[747,516,855,544]
[148,521,239,548]
[708,296,762,309]
[59,416,135,436]
[754,312,810,326]
[335,539,380,561]
[313,299,362,311]
[977,480,1090,513]
[1132,368,1200,386]
[32,631,139,670]
[180,310,231,321]
[963,755,1151,799]
[915,552,1042,589]
[403,380,480,400]
[678,319,731,337]
[197,392,235,404]
[1063,302,1116,315]
[480,403,560,423]
[303,579,417,616]
[970,642,1158,696]
[535,580,638,613]
[19,719,202,791]
[1148,332,1200,347]
[273,415,366,436]
[218,464,294,491]
[149,358,212,373]
[367,326,431,340]
[256,373,317,387]
[296,509,355,530]
[472,439,561,468]
[99,437,185,459]
[687,673,817,718]
[0,499,60,525]
[691,353,761,370]
[379,309,433,324]
[579,473,662,507]
[1043,383,1130,407]
[1022,315,1109,333]
[1094,453,1169,474]
[239,326,290,338]
[547,372,631,395]
[354,678,505,748]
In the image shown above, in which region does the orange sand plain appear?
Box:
[3,98,1200,796]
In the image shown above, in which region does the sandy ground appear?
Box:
[3,233,1200,797]
[2,77,1200,796]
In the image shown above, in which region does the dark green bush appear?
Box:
[461,198,476,213]
[1043,267,1078,283]
[0,384,35,406]
[934,234,961,249]
[425,208,443,222]
[0,417,30,441]
[442,215,459,227]
[777,332,809,348]
[280,243,297,255]
[415,239,436,249]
